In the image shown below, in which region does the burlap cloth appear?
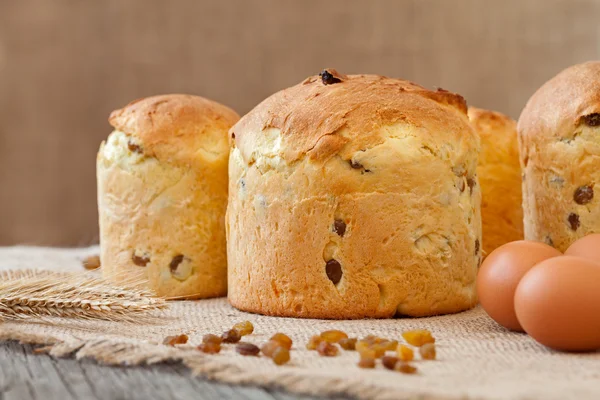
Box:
[0,246,599,400]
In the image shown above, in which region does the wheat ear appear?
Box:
[0,269,167,323]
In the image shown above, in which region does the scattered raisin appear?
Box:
[371,344,387,358]
[163,334,188,346]
[362,335,384,344]
[357,339,386,358]
[325,259,343,285]
[319,69,341,85]
[272,347,291,365]
[316,341,339,357]
[306,335,323,350]
[574,186,594,205]
[457,178,466,192]
[467,177,476,194]
[568,213,580,231]
[132,253,150,267]
[420,343,436,360]
[236,342,260,356]
[380,340,398,352]
[127,141,143,154]
[231,132,236,139]
[320,330,348,343]
[395,362,418,374]
[475,239,480,255]
[270,333,292,350]
[583,113,600,127]
[357,357,376,369]
[333,219,347,237]
[233,321,254,336]
[356,345,376,360]
[169,254,185,272]
[358,348,377,360]
[402,330,435,347]
[382,355,399,370]
[198,342,221,354]
[202,334,222,345]
[397,344,414,361]
[222,329,242,343]
[83,255,101,270]
[338,338,357,350]
[261,340,281,357]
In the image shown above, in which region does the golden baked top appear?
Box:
[108,94,239,164]
[518,61,600,144]
[231,69,470,165]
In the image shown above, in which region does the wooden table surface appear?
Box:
[0,342,344,400]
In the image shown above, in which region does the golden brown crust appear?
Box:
[227,71,480,319]
[99,94,239,298]
[518,61,600,251]
[109,94,240,165]
[468,107,523,255]
[231,71,468,165]
[518,62,600,148]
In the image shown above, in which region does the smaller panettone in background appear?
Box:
[468,107,523,256]
[97,94,239,299]
[518,61,600,251]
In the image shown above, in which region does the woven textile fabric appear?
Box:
[0,246,599,400]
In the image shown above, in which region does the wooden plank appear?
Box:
[0,342,328,400]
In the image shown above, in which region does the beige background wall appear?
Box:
[1,0,599,246]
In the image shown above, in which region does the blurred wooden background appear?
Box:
[1,0,599,246]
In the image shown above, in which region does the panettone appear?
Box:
[518,61,600,251]
[226,70,481,318]
[97,94,239,298]
[468,107,523,256]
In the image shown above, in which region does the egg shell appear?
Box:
[477,240,561,331]
[565,234,600,264]
[515,256,600,352]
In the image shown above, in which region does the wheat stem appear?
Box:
[0,269,167,323]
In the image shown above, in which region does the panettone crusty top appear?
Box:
[108,94,239,163]
[230,69,470,165]
[518,61,600,146]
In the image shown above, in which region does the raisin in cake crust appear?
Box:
[227,70,481,318]
[469,107,523,256]
[97,94,239,298]
[518,61,600,251]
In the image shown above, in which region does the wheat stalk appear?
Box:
[0,269,167,323]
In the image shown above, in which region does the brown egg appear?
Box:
[477,240,562,331]
[515,256,600,352]
[565,234,600,263]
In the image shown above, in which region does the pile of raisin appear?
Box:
[402,329,435,346]
[306,329,359,357]
[354,329,437,373]
[233,321,254,336]
[236,342,260,356]
[221,329,242,343]
[198,334,222,354]
[262,333,293,365]
[163,334,188,346]
[193,321,437,373]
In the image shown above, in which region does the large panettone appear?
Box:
[227,70,481,318]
